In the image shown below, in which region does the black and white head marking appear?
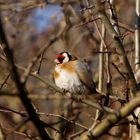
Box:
[55,52,72,64]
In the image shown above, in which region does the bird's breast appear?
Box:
[54,67,88,94]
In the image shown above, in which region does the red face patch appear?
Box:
[57,54,64,59]
[55,54,65,64]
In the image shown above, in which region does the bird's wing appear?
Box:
[75,60,96,91]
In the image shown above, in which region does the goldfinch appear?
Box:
[53,52,96,95]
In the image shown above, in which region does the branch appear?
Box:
[81,93,140,139]
[0,1,46,12]
[0,105,26,117]
[93,0,137,90]
[0,123,5,140]
[0,73,10,90]
[0,16,52,140]
[135,0,140,71]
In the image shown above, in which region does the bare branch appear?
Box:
[93,0,137,90]
[0,1,46,12]
[0,16,52,140]
[81,93,140,139]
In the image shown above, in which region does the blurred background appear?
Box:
[0,0,136,139]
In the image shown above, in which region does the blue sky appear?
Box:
[29,4,63,32]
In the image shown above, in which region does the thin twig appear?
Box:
[22,35,59,84]
[111,62,127,80]
[38,112,88,130]
[0,105,27,117]
[0,73,10,90]
[0,123,6,140]
[0,1,46,12]
[68,129,86,139]
[80,4,95,12]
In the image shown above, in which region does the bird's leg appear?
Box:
[77,93,86,102]
[62,88,69,94]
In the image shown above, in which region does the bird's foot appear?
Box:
[62,88,69,94]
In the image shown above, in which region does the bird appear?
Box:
[53,51,97,95]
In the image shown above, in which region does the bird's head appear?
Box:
[54,52,74,64]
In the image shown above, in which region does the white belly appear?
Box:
[55,69,88,94]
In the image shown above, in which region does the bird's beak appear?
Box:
[54,58,59,64]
